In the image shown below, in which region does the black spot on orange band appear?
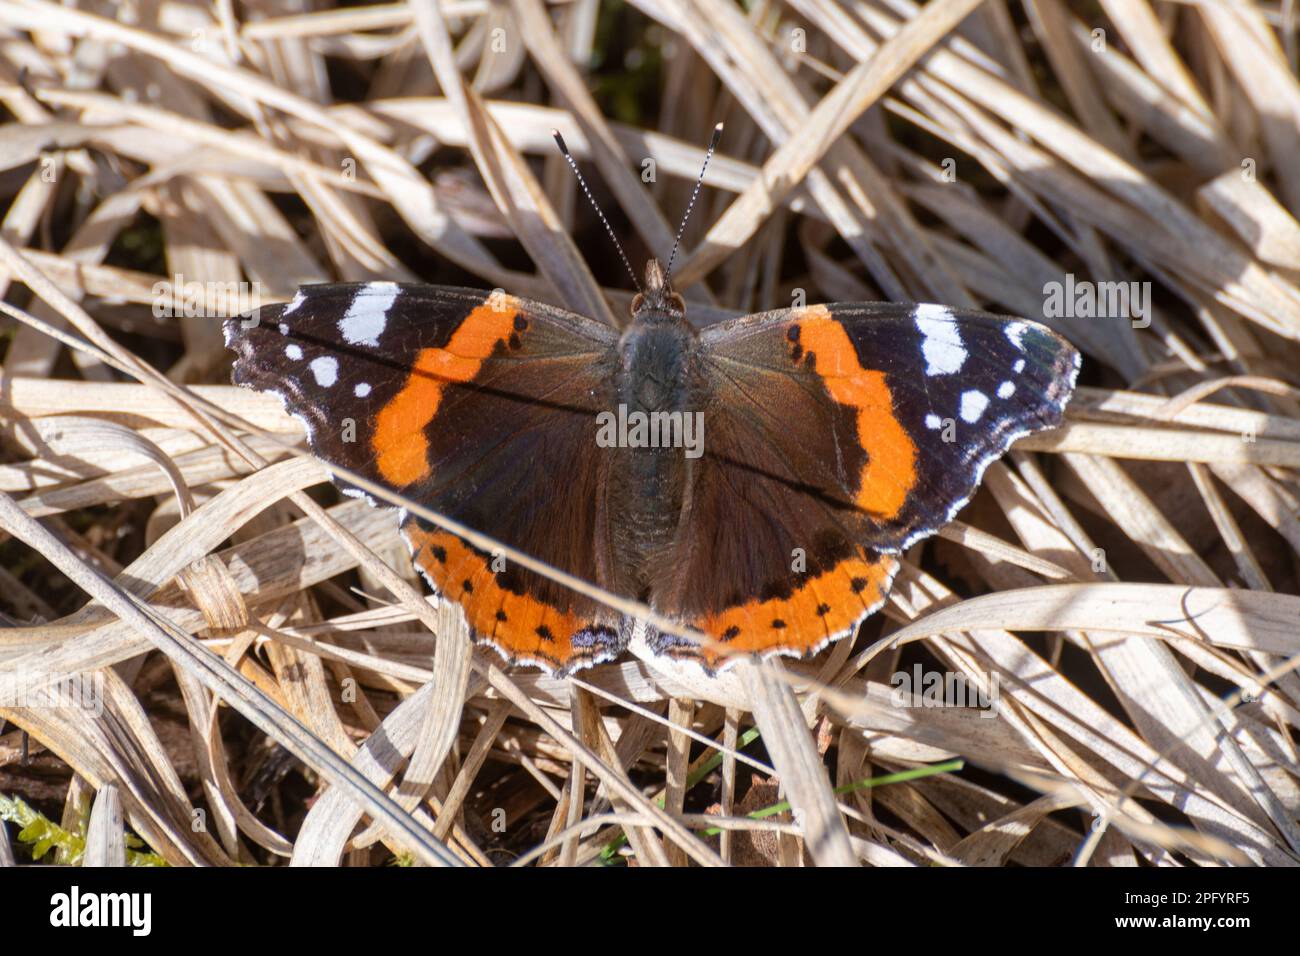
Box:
[401,517,615,673]
[688,548,898,670]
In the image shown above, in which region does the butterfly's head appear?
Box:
[631,259,686,322]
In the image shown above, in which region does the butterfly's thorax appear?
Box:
[603,289,702,599]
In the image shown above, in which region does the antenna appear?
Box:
[552,129,641,292]
[665,122,723,282]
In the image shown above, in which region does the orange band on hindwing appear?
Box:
[400,519,616,672]
[689,548,897,670]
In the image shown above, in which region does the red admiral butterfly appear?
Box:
[225,131,1079,674]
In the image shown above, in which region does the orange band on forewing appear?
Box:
[373,296,520,486]
[796,307,917,519]
[372,347,447,486]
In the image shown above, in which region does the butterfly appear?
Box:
[225,255,1078,674]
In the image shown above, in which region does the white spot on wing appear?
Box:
[339,282,398,347]
[310,356,339,387]
[278,323,289,335]
[354,382,372,397]
[1014,358,1026,374]
[285,344,303,360]
[925,413,942,429]
[960,390,989,423]
[882,335,1080,557]
[915,303,965,376]
[1006,321,1028,350]
[283,291,306,315]
[997,381,1015,399]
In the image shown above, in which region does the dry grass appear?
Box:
[1,0,1299,867]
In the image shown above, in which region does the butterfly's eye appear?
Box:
[669,292,686,314]
[631,292,645,314]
